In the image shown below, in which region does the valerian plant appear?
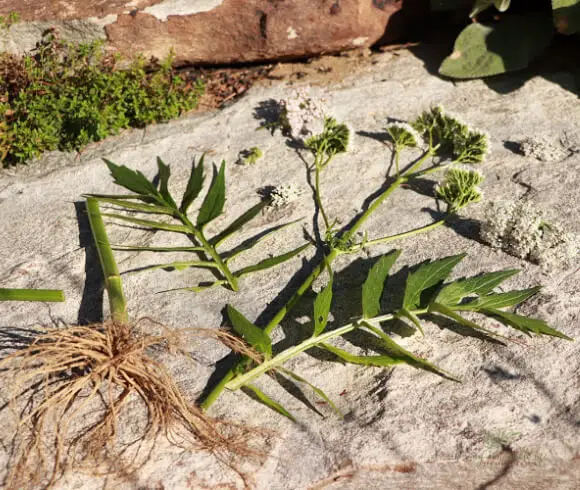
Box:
[87,156,308,292]
[199,102,571,418]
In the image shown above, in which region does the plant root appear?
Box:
[0,320,265,489]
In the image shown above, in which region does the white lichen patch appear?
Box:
[480,200,579,271]
[143,0,224,21]
[287,26,298,40]
[351,36,368,46]
[519,136,568,162]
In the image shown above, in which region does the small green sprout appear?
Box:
[0,11,20,29]
[239,146,263,165]
[436,167,484,211]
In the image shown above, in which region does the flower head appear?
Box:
[436,167,484,211]
[305,117,350,158]
[279,88,326,141]
[385,122,423,150]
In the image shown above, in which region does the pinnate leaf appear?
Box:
[403,254,465,309]
[435,269,520,306]
[197,161,226,227]
[313,267,333,336]
[181,154,205,213]
[362,250,401,319]
[227,305,272,356]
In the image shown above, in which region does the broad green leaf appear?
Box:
[429,302,507,341]
[197,161,226,227]
[227,304,272,356]
[235,243,310,278]
[403,254,465,310]
[156,157,177,209]
[362,250,401,319]
[92,196,173,215]
[470,0,511,17]
[483,308,573,340]
[112,244,205,252]
[313,267,333,336]
[125,260,218,273]
[278,367,342,417]
[435,269,520,306]
[180,155,205,213]
[439,14,554,79]
[454,287,541,311]
[552,0,580,34]
[225,219,303,263]
[0,288,65,302]
[362,322,459,380]
[210,200,267,248]
[101,213,190,233]
[103,159,159,198]
[242,384,296,422]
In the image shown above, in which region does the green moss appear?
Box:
[0,33,204,166]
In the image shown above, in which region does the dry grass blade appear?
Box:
[0,320,265,490]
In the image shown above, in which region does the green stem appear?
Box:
[314,163,331,231]
[177,212,239,292]
[0,288,64,302]
[363,219,446,248]
[395,147,400,176]
[86,197,128,323]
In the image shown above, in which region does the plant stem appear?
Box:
[0,288,64,302]
[314,163,331,231]
[86,197,128,323]
[177,212,239,292]
[363,219,446,248]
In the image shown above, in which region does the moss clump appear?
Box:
[0,31,204,166]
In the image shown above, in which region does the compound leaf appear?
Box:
[181,154,205,213]
[435,269,520,306]
[197,161,226,227]
[362,250,401,319]
[403,254,465,310]
[227,304,272,356]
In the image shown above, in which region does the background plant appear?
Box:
[88,156,308,292]
[432,0,580,78]
[0,31,204,166]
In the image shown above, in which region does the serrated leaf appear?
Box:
[180,155,205,213]
[210,200,267,248]
[552,0,580,34]
[455,287,541,311]
[101,213,190,233]
[435,269,520,306]
[483,308,573,340]
[234,243,309,278]
[361,322,459,380]
[362,250,401,319]
[313,268,333,336]
[278,367,342,417]
[92,196,174,215]
[197,161,226,227]
[227,304,272,356]
[225,219,303,263]
[439,14,554,79]
[156,157,177,209]
[403,254,466,310]
[242,384,296,422]
[103,159,159,198]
